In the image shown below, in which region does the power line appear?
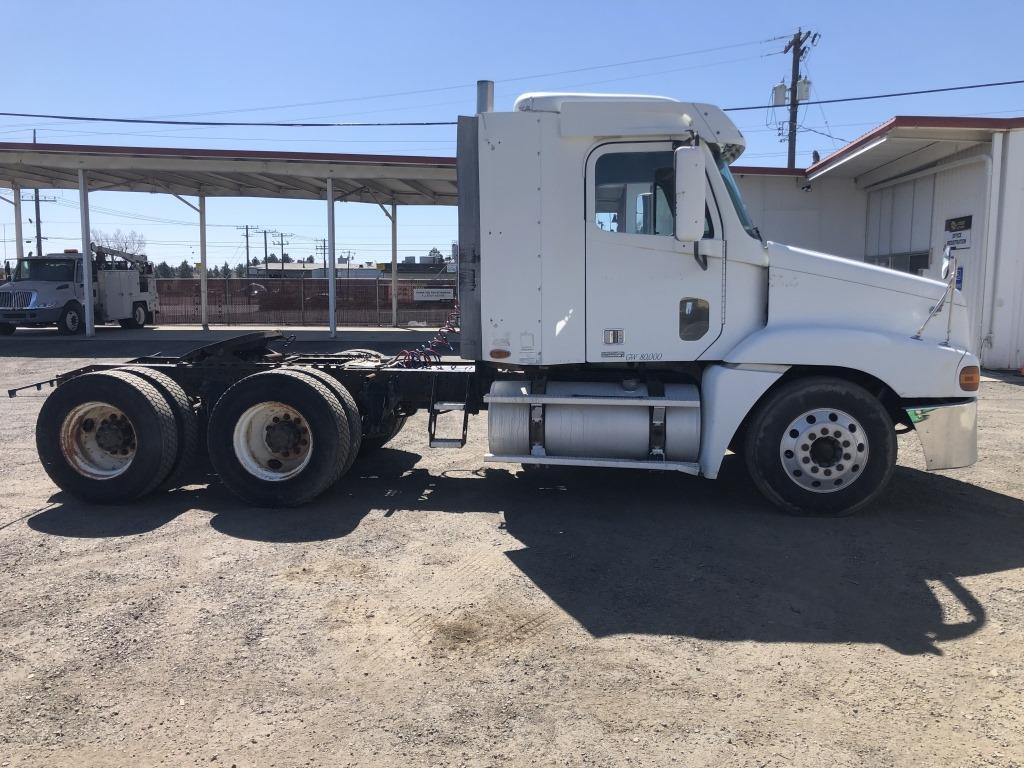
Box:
[5,76,1023,129]
[130,36,790,120]
[0,114,457,127]
[725,77,1024,112]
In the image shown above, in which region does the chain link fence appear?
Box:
[155,276,457,326]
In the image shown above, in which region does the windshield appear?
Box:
[13,258,76,282]
[715,151,761,240]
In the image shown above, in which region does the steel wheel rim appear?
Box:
[232,401,313,481]
[134,305,145,325]
[66,310,80,331]
[59,401,137,479]
[780,408,869,493]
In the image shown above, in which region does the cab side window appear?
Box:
[594,150,712,238]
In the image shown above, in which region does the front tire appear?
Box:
[57,301,84,335]
[743,377,896,516]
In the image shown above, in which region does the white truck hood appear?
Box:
[763,242,971,351]
[767,243,960,306]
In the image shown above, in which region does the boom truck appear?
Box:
[13,93,981,515]
[1,245,158,335]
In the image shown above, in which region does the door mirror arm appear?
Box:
[693,241,708,271]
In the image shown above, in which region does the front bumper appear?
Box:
[1,307,63,324]
[905,399,978,471]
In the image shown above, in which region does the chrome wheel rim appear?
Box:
[232,401,312,481]
[60,401,136,479]
[780,408,868,493]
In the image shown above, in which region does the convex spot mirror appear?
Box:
[674,146,706,242]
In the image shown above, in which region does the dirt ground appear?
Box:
[1,343,1022,767]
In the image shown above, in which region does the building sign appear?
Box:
[413,287,454,301]
[944,215,972,250]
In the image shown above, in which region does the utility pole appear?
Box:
[783,29,816,169]
[236,225,254,274]
[339,249,355,299]
[253,228,275,273]
[277,232,292,275]
[32,130,42,256]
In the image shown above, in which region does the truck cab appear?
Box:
[458,92,980,515]
[1,246,159,335]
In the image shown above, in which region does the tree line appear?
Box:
[152,254,319,278]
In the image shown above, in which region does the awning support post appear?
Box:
[77,169,95,337]
[327,177,337,339]
[390,202,398,327]
[199,195,208,330]
[12,184,24,260]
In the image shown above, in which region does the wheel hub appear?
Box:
[94,414,136,455]
[59,402,137,479]
[264,414,307,456]
[233,402,313,481]
[779,408,869,493]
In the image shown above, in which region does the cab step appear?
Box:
[427,375,471,449]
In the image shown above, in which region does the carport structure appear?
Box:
[0,142,458,336]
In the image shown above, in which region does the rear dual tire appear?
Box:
[119,303,148,330]
[207,369,352,507]
[36,370,179,503]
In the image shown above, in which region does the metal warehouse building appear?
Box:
[734,116,1024,370]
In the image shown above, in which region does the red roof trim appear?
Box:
[730,165,806,177]
[806,115,1024,175]
[0,141,457,167]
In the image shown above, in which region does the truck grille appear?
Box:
[0,290,35,309]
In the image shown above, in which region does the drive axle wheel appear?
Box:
[119,366,199,490]
[36,370,179,502]
[282,366,363,477]
[744,377,896,517]
[119,303,148,329]
[207,369,350,507]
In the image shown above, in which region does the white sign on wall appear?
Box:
[413,287,454,302]
[944,215,972,250]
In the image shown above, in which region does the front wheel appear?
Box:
[57,302,84,335]
[743,377,896,517]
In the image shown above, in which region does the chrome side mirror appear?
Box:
[941,245,953,281]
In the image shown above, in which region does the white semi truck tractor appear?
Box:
[14,92,980,516]
[1,245,159,335]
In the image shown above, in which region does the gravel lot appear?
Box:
[1,342,1023,767]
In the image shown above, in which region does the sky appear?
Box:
[3,0,1023,268]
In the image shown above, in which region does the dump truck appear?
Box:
[12,92,980,516]
[1,245,158,335]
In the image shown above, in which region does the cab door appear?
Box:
[585,142,724,363]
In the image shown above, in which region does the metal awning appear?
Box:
[0,142,457,205]
[0,142,460,337]
[805,116,1024,186]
